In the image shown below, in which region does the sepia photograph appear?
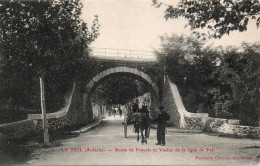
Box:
[0,0,259,165]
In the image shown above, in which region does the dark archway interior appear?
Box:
[91,72,154,105]
[88,72,156,101]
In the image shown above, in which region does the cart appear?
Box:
[124,110,150,139]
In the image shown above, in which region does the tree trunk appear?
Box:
[40,76,50,145]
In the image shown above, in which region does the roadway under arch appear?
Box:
[83,67,161,121]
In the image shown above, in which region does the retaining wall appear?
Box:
[0,119,35,140]
[32,81,89,131]
[184,117,205,130]
[1,78,259,140]
[0,81,90,140]
[161,78,180,127]
[165,76,208,129]
[204,117,260,138]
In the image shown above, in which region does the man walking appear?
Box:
[154,106,170,146]
[118,107,122,117]
[132,99,139,113]
[113,109,116,118]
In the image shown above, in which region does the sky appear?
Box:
[81,0,260,52]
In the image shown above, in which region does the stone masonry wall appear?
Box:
[38,81,89,131]
[204,117,228,133]
[0,81,90,140]
[0,120,35,141]
[204,117,260,138]
[1,79,259,140]
[184,117,205,130]
[161,80,180,127]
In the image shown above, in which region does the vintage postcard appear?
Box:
[0,0,259,165]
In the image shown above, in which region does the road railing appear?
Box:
[90,47,157,62]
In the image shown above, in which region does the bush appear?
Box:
[0,108,28,124]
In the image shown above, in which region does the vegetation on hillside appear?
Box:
[156,34,259,126]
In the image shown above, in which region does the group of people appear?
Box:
[110,107,123,117]
[130,99,170,146]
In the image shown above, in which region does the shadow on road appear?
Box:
[0,139,32,166]
[0,123,88,165]
[241,146,260,149]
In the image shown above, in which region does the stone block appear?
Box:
[114,67,120,73]
[92,76,99,83]
[227,119,240,125]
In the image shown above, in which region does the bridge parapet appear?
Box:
[90,47,157,62]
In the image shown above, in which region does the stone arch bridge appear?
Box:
[2,49,259,140]
[27,48,208,133]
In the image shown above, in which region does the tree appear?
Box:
[153,0,260,38]
[0,0,99,144]
[155,34,219,112]
[156,34,260,125]
[209,43,260,125]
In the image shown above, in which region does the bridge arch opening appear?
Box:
[83,67,160,122]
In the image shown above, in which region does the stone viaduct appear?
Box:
[1,48,259,140]
[26,53,208,131]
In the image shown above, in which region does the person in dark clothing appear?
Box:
[140,104,151,139]
[118,107,122,117]
[140,104,150,129]
[140,104,147,113]
[132,99,139,113]
[132,99,140,133]
[154,106,170,146]
[113,109,116,118]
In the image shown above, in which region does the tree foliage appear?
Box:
[0,0,99,111]
[153,0,260,38]
[0,0,99,75]
[156,34,260,126]
[209,43,260,125]
[156,34,218,112]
